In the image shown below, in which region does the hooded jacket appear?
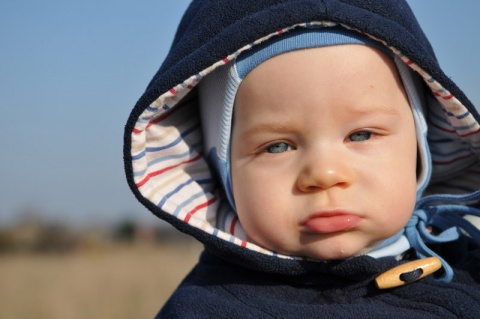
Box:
[124,1,480,317]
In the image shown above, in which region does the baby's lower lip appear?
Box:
[302,213,363,233]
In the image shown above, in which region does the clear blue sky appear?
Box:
[1,1,479,227]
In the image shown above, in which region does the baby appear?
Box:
[230,35,418,261]
[124,1,480,317]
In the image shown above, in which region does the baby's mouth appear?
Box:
[301,211,364,234]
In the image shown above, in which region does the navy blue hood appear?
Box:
[124,0,480,277]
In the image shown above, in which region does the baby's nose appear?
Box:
[296,147,353,192]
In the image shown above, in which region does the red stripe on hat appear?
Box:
[184,196,218,223]
[429,119,480,138]
[136,153,202,188]
[133,101,186,134]
[432,154,474,165]
[460,127,480,138]
[230,216,238,235]
[146,101,185,128]
[428,119,456,134]
[433,92,453,100]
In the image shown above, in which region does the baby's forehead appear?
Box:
[234,46,409,128]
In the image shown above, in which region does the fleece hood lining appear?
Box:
[129,22,480,260]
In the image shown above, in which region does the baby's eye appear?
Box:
[348,131,372,142]
[265,142,293,153]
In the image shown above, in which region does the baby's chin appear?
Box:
[247,232,385,261]
[282,240,384,261]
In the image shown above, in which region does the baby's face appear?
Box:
[231,44,418,260]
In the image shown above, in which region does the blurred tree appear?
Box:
[112,220,137,243]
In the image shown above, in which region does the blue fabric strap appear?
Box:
[405,190,480,282]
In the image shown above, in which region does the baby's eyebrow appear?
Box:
[239,105,401,138]
[349,105,401,117]
[240,122,293,138]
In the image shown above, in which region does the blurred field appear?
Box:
[0,240,203,319]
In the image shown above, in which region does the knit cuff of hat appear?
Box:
[236,26,393,78]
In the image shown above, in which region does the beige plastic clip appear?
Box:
[375,257,442,289]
